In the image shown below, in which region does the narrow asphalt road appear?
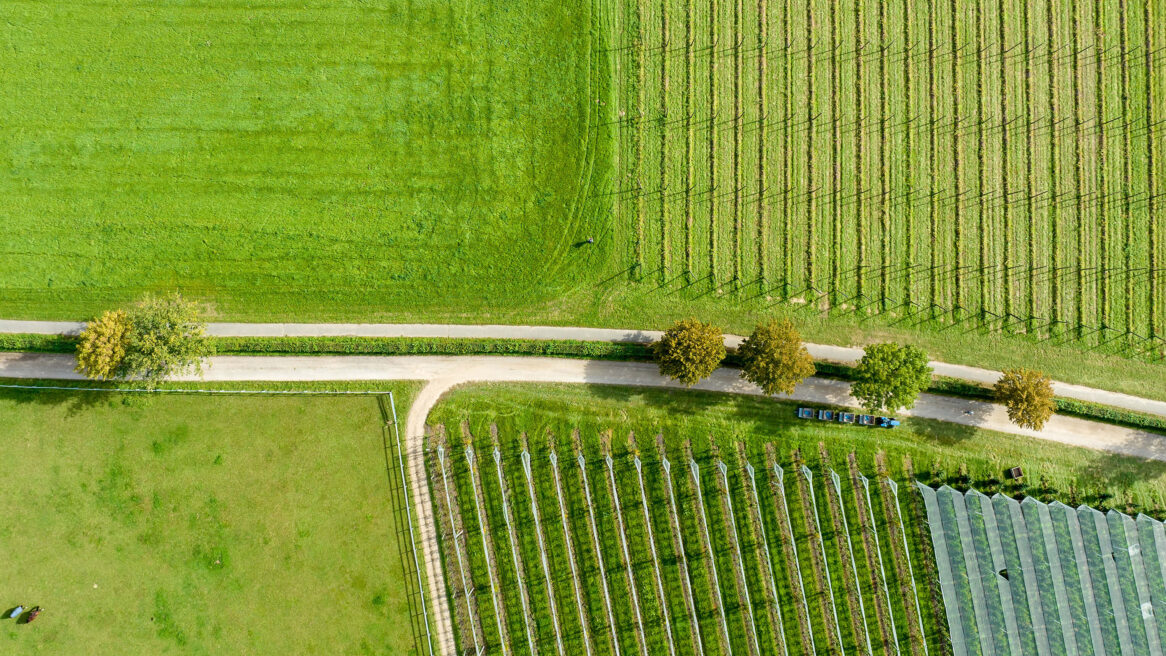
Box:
[3,319,1163,419]
[2,351,1163,656]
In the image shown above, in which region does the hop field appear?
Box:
[611,0,1166,345]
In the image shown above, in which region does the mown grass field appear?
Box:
[427,383,1166,655]
[611,0,1166,348]
[0,0,605,319]
[0,384,425,655]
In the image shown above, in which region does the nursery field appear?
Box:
[0,0,604,319]
[427,383,1166,655]
[612,0,1166,342]
[0,385,425,655]
[428,416,943,655]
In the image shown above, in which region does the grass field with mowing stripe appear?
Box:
[0,0,605,319]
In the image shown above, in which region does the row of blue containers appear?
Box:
[797,406,900,428]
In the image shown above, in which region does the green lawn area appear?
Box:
[430,383,1166,512]
[0,0,605,319]
[0,383,426,655]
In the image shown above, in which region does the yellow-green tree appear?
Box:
[994,368,1055,431]
[652,319,726,385]
[738,319,815,395]
[75,310,132,380]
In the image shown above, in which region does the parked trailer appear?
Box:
[800,408,897,428]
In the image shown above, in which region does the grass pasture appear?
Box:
[0,385,425,655]
[0,0,605,319]
[427,383,1166,655]
[611,0,1166,346]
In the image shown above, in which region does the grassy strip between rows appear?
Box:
[4,333,1162,434]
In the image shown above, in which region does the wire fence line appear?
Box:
[0,382,397,395]
[388,393,437,656]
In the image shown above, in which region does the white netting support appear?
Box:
[633,456,677,656]
[944,486,998,655]
[1142,519,1166,652]
[858,473,900,655]
[437,445,484,655]
[968,490,1021,655]
[776,465,817,655]
[1105,511,1154,654]
[549,452,593,656]
[1016,501,1068,652]
[606,455,649,656]
[1030,501,1082,652]
[774,463,820,652]
[801,465,846,653]
[493,448,537,655]
[1114,511,1163,656]
[1084,505,1136,651]
[717,461,762,656]
[690,458,734,655]
[887,479,927,655]
[577,453,623,656]
[464,447,510,656]
[915,483,968,656]
[746,462,789,656]
[829,470,874,656]
[1145,516,1166,649]
[662,456,707,655]
[1003,495,1054,656]
[522,450,565,655]
[1046,501,1099,654]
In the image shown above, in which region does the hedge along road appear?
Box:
[2,319,1164,419]
[1,351,1165,656]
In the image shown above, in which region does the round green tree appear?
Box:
[122,293,213,385]
[994,368,1055,431]
[851,343,933,413]
[738,319,815,395]
[652,319,726,385]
